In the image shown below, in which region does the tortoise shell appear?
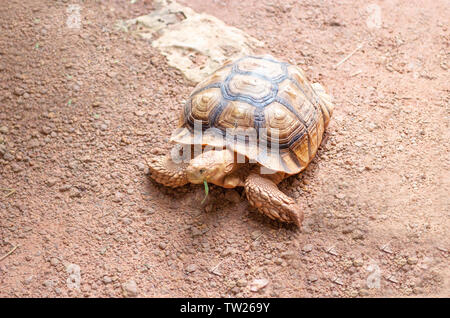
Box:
[171,55,334,174]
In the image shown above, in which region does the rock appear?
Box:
[335,193,346,199]
[3,152,14,161]
[249,278,269,292]
[352,230,365,240]
[359,288,369,296]
[134,110,145,117]
[59,184,72,192]
[40,126,52,135]
[186,264,198,273]
[23,275,33,285]
[112,192,123,202]
[221,247,234,257]
[13,87,24,96]
[11,163,22,172]
[0,126,8,134]
[46,177,58,187]
[407,256,418,265]
[302,244,313,253]
[122,280,139,297]
[251,230,262,240]
[307,274,318,283]
[236,279,247,287]
[127,0,263,83]
[50,257,59,266]
[353,259,364,267]
[158,242,167,250]
[103,276,112,284]
[342,226,354,234]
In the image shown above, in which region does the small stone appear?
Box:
[342,226,354,234]
[158,242,167,250]
[3,152,14,161]
[353,259,364,267]
[236,279,247,287]
[46,177,58,187]
[186,264,198,273]
[103,276,112,284]
[332,277,344,285]
[407,256,418,265]
[352,230,365,240]
[59,184,72,192]
[335,193,345,200]
[50,257,59,266]
[112,192,123,202]
[249,278,269,292]
[13,87,24,96]
[122,280,139,297]
[251,230,262,240]
[302,244,313,253]
[40,126,52,135]
[23,275,33,285]
[359,288,369,296]
[11,163,22,172]
[221,247,234,257]
[134,110,145,117]
[0,126,8,134]
[307,274,318,283]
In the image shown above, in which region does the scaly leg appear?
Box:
[146,154,188,188]
[244,173,304,226]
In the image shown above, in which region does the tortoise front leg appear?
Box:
[146,154,188,188]
[244,173,304,226]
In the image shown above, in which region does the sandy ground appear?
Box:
[0,0,448,297]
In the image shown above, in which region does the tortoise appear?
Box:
[147,55,334,226]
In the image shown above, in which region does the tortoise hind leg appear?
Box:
[146,154,188,188]
[244,173,304,226]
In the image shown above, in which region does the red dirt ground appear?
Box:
[0,0,448,297]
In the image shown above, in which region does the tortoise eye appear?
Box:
[199,169,205,174]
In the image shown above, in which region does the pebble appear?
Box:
[186,264,198,273]
[122,280,139,297]
[249,278,269,292]
[302,244,313,253]
[236,279,247,287]
[0,126,8,134]
[13,87,24,96]
[40,126,52,135]
[221,247,234,257]
[59,184,72,192]
[352,230,365,240]
[335,193,346,199]
[46,177,58,187]
[3,152,14,161]
[359,288,369,296]
[50,257,59,266]
[158,242,167,250]
[307,274,318,282]
[11,163,22,172]
[353,259,364,267]
[103,276,112,284]
[407,256,418,265]
[251,230,262,240]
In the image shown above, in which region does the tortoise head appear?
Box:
[186,148,236,184]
